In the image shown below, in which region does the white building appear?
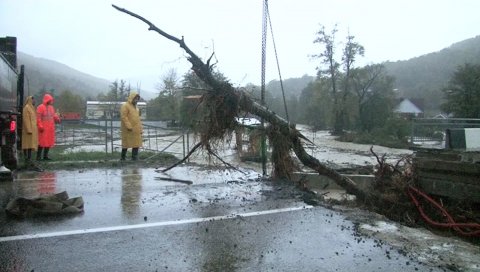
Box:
[86,101,147,120]
[394,98,424,118]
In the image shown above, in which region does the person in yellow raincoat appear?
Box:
[21,96,42,171]
[120,92,143,161]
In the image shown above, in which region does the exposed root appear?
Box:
[113,5,479,242]
[367,148,480,241]
[266,124,299,179]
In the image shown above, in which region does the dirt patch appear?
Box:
[334,204,480,272]
[22,155,178,172]
[28,152,480,246]
[319,152,480,246]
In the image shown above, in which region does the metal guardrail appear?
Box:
[410,118,480,148]
[55,120,190,159]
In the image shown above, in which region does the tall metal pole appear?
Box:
[260,0,268,176]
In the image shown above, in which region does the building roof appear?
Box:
[183,95,203,100]
[235,117,261,127]
[394,98,423,114]
[86,101,146,106]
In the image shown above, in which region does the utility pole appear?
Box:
[260,0,268,176]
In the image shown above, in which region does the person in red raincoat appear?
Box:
[36,93,60,160]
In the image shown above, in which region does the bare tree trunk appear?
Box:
[113,5,370,202]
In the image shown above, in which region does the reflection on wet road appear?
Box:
[0,166,463,271]
[121,168,142,219]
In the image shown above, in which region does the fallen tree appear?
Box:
[113,5,369,202]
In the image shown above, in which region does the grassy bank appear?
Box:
[20,149,179,171]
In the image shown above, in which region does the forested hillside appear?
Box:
[18,52,110,98]
[383,35,480,111]
[263,35,480,114]
[265,74,314,99]
[17,34,480,114]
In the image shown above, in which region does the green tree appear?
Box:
[147,69,181,122]
[351,64,395,131]
[313,25,364,135]
[313,25,341,134]
[179,70,228,128]
[441,63,480,118]
[298,79,334,129]
[34,88,56,105]
[340,33,364,130]
[56,90,85,116]
[357,80,395,132]
[98,79,131,102]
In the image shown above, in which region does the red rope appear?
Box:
[407,185,480,237]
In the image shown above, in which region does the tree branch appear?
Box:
[112,4,216,89]
[159,142,202,173]
[114,5,370,202]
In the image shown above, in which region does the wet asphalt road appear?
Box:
[0,165,443,272]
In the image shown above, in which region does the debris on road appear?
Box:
[154,177,193,185]
[5,191,84,218]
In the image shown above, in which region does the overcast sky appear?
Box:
[1,0,480,94]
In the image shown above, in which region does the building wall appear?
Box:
[85,101,147,120]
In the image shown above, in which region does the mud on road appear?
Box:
[2,161,479,271]
[2,124,477,271]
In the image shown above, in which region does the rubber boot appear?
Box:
[120,148,127,161]
[36,147,43,161]
[24,149,31,169]
[27,149,32,161]
[43,147,51,160]
[132,148,139,161]
[26,149,43,172]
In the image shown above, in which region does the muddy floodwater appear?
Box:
[0,164,478,271]
[57,123,414,175]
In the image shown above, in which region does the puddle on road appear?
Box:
[1,165,478,271]
[0,165,283,234]
[8,165,261,196]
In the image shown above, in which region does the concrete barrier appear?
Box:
[291,172,375,191]
[414,151,480,202]
[446,128,480,150]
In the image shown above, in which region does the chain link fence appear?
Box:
[55,120,191,158]
[410,118,480,149]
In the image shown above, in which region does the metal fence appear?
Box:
[57,118,480,153]
[410,118,480,148]
[55,120,191,158]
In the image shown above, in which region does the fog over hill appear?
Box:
[383,35,480,110]
[18,52,110,98]
[265,35,480,112]
[17,52,157,100]
[17,34,480,107]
